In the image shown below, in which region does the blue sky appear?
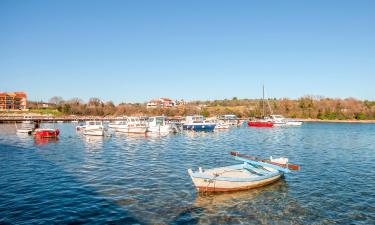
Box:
[1,0,374,103]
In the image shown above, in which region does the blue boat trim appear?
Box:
[182,124,216,131]
[233,156,291,173]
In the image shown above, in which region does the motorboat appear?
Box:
[108,117,125,128]
[217,114,241,126]
[182,115,216,132]
[269,115,303,126]
[115,117,147,134]
[147,116,172,133]
[206,117,229,130]
[188,152,299,192]
[17,127,34,134]
[34,128,60,138]
[83,121,105,136]
[16,122,34,134]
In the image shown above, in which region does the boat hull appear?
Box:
[190,173,282,192]
[34,129,60,138]
[116,127,147,134]
[248,121,273,127]
[147,125,172,133]
[17,129,33,134]
[188,163,283,192]
[83,129,104,136]
[286,121,303,126]
[183,124,216,131]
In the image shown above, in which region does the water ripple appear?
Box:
[0,123,375,224]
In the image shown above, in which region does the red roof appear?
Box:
[0,92,27,97]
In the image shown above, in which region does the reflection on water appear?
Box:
[34,137,59,145]
[0,123,375,224]
[81,135,105,150]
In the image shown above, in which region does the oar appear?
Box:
[230,151,301,171]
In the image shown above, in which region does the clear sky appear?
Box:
[1,0,374,103]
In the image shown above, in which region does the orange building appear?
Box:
[0,92,27,111]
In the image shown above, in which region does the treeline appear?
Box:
[28,96,375,120]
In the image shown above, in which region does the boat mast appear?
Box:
[262,85,265,118]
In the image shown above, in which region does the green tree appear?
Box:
[201,108,209,117]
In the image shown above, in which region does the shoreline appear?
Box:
[1,113,375,124]
[298,118,375,124]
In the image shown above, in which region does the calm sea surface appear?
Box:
[0,122,374,224]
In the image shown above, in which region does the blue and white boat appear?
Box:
[188,152,299,192]
[182,115,216,131]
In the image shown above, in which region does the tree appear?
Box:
[88,97,102,107]
[49,96,64,105]
[201,108,209,117]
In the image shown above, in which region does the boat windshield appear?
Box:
[156,117,164,125]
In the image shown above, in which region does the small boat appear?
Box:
[115,117,147,134]
[217,114,241,126]
[188,152,299,192]
[183,115,216,132]
[147,116,172,134]
[34,128,60,138]
[206,117,230,130]
[216,122,230,130]
[17,126,34,134]
[16,122,34,134]
[83,121,105,136]
[248,119,274,127]
[286,120,303,126]
[269,115,303,127]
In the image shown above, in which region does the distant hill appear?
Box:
[24,96,375,120]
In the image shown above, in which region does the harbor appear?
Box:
[1,122,374,224]
[2,0,375,224]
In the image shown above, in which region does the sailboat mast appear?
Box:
[262,85,265,118]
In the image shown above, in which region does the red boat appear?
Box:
[34,128,60,138]
[248,121,274,127]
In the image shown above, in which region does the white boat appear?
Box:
[216,122,230,129]
[206,117,230,130]
[147,116,172,133]
[115,117,147,134]
[16,123,34,134]
[76,124,86,131]
[108,117,125,128]
[286,120,303,126]
[83,121,105,136]
[188,152,299,192]
[217,114,240,126]
[269,115,302,126]
[17,116,34,134]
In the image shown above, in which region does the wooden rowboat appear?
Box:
[188,152,299,192]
